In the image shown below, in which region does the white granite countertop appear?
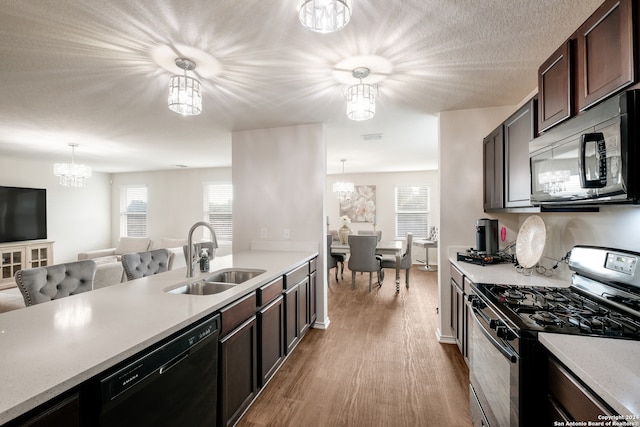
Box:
[448,246,640,418]
[539,333,640,417]
[0,250,316,425]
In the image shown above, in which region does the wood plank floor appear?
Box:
[237,265,472,427]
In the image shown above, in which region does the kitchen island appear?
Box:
[0,249,317,425]
[449,247,640,419]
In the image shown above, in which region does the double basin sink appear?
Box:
[166,268,266,295]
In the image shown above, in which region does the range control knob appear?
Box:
[489,319,502,330]
[495,325,514,341]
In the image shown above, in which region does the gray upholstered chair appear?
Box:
[347,234,382,291]
[14,260,97,306]
[327,234,339,284]
[357,230,382,241]
[122,249,171,281]
[380,232,413,288]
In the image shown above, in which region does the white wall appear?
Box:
[0,156,111,263]
[110,167,232,249]
[326,170,440,263]
[232,123,328,326]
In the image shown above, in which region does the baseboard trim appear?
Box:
[435,328,456,344]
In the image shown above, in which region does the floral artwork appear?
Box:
[339,185,376,223]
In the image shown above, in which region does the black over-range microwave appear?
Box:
[530,90,640,205]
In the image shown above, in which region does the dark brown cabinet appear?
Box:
[538,42,571,132]
[576,0,634,112]
[449,264,465,353]
[12,393,80,427]
[257,277,285,388]
[483,124,504,211]
[298,277,310,337]
[284,283,300,354]
[547,356,615,423]
[218,293,258,427]
[309,269,317,326]
[504,98,536,208]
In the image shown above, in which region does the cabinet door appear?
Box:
[309,271,317,326]
[483,125,504,211]
[284,284,299,354]
[298,277,310,337]
[538,41,572,132]
[1,247,25,284]
[576,0,634,111]
[504,98,536,208]
[17,393,80,427]
[219,316,257,427]
[258,295,284,388]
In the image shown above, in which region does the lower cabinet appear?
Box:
[258,295,285,387]
[309,270,317,326]
[450,264,465,353]
[298,277,310,337]
[284,284,300,354]
[218,293,258,427]
[10,392,80,427]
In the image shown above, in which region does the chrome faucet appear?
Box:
[186,221,218,278]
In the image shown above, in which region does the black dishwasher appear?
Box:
[98,313,220,427]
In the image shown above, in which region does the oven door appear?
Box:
[468,294,520,427]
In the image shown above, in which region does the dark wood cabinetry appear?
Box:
[284,283,300,354]
[504,98,536,208]
[547,357,615,423]
[257,278,285,388]
[576,0,634,112]
[538,42,572,132]
[449,264,465,354]
[219,293,258,427]
[483,125,504,211]
[10,393,80,427]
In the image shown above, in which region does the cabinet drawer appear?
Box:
[450,263,463,288]
[257,277,284,307]
[284,264,307,290]
[548,358,613,421]
[220,292,257,336]
[309,257,317,274]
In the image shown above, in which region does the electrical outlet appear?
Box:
[284,229,290,239]
[261,227,267,238]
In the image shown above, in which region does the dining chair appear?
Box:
[347,235,382,291]
[357,230,382,241]
[122,248,172,281]
[327,234,339,285]
[380,232,413,288]
[14,259,97,306]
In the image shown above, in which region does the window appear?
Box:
[203,183,233,242]
[120,186,147,237]
[395,185,430,239]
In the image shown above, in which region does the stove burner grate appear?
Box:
[530,311,563,327]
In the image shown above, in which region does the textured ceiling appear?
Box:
[0,0,603,174]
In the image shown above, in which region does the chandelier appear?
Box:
[346,67,376,121]
[168,58,202,115]
[298,0,352,33]
[333,159,355,201]
[53,144,91,188]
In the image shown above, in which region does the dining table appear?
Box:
[330,240,404,292]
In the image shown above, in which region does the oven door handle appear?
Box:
[471,307,518,363]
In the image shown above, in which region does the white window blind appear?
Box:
[395,185,430,239]
[203,183,233,242]
[119,186,147,237]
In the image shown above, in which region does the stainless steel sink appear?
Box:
[165,268,266,295]
[204,268,265,284]
[168,281,237,295]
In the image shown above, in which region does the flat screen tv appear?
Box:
[0,186,47,244]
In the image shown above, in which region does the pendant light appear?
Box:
[333,159,355,201]
[53,144,92,188]
[346,67,376,121]
[298,0,352,33]
[168,58,202,116]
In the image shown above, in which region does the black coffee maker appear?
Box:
[476,218,499,255]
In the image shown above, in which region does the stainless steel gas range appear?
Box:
[467,246,640,427]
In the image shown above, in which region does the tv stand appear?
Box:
[0,241,54,289]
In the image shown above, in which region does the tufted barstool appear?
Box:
[14,260,97,306]
[121,248,172,281]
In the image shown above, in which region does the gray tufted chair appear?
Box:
[122,249,171,281]
[15,260,97,306]
[380,232,413,287]
[347,234,382,291]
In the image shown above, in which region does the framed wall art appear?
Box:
[339,185,376,223]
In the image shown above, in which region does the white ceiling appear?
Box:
[0,0,603,175]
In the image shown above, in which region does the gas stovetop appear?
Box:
[457,248,514,266]
[476,246,640,340]
[479,284,640,339]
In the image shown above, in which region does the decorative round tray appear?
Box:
[515,215,546,268]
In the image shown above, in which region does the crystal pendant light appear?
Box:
[346,67,376,121]
[168,58,202,116]
[298,0,352,33]
[53,144,92,188]
[333,159,355,200]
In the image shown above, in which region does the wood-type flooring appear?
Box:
[237,265,472,427]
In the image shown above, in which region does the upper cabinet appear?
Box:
[505,98,537,208]
[538,42,572,132]
[483,125,504,211]
[576,0,635,111]
[538,0,637,135]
